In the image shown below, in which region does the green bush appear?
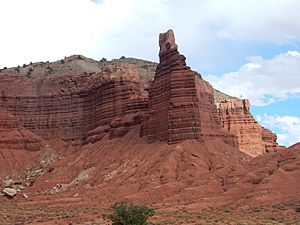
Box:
[26,71,32,77]
[100,57,107,62]
[44,66,53,76]
[103,202,155,225]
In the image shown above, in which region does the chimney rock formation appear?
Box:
[141,29,236,145]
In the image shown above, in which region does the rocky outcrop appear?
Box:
[235,146,300,206]
[0,30,298,219]
[0,111,46,177]
[2,188,17,197]
[215,98,283,157]
[0,50,282,157]
[0,111,42,151]
[288,142,300,150]
[141,30,236,145]
[0,62,148,143]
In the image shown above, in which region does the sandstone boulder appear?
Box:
[2,188,17,197]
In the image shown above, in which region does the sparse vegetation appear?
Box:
[3,67,7,69]
[103,202,155,225]
[60,59,65,64]
[44,66,53,76]
[26,68,33,77]
[100,57,107,62]
[120,56,126,59]
[0,201,300,224]
[23,64,26,68]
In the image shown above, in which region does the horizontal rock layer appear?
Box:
[142,30,237,146]
[0,111,43,176]
[0,43,282,157]
[0,63,148,142]
[215,98,283,156]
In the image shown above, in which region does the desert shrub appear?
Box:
[15,67,20,73]
[60,59,65,64]
[26,68,33,77]
[103,202,155,225]
[120,56,126,59]
[44,66,53,76]
[26,71,32,77]
[100,57,107,62]
[295,207,300,213]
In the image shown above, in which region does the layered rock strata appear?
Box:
[0,111,44,176]
[141,30,236,144]
[0,62,148,142]
[215,98,282,157]
[0,111,42,151]
[0,32,282,157]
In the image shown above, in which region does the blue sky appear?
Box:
[0,0,299,146]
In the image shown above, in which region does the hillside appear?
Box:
[0,29,299,224]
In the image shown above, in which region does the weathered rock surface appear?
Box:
[0,111,42,151]
[232,146,300,206]
[0,51,280,157]
[2,179,14,188]
[287,142,300,151]
[2,188,17,197]
[0,62,148,143]
[215,98,283,157]
[0,111,45,176]
[141,29,236,145]
[0,29,297,214]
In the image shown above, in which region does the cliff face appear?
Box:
[141,30,236,145]
[0,62,148,143]
[0,111,43,175]
[0,30,298,216]
[0,32,281,157]
[215,98,282,157]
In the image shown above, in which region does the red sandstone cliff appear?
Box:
[0,61,149,143]
[215,97,283,157]
[0,30,298,214]
[0,48,281,157]
[0,111,43,176]
[141,30,236,146]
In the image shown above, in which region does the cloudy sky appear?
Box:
[0,0,299,146]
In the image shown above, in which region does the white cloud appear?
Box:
[1,0,300,69]
[205,51,300,106]
[256,114,300,146]
[0,0,135,67]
